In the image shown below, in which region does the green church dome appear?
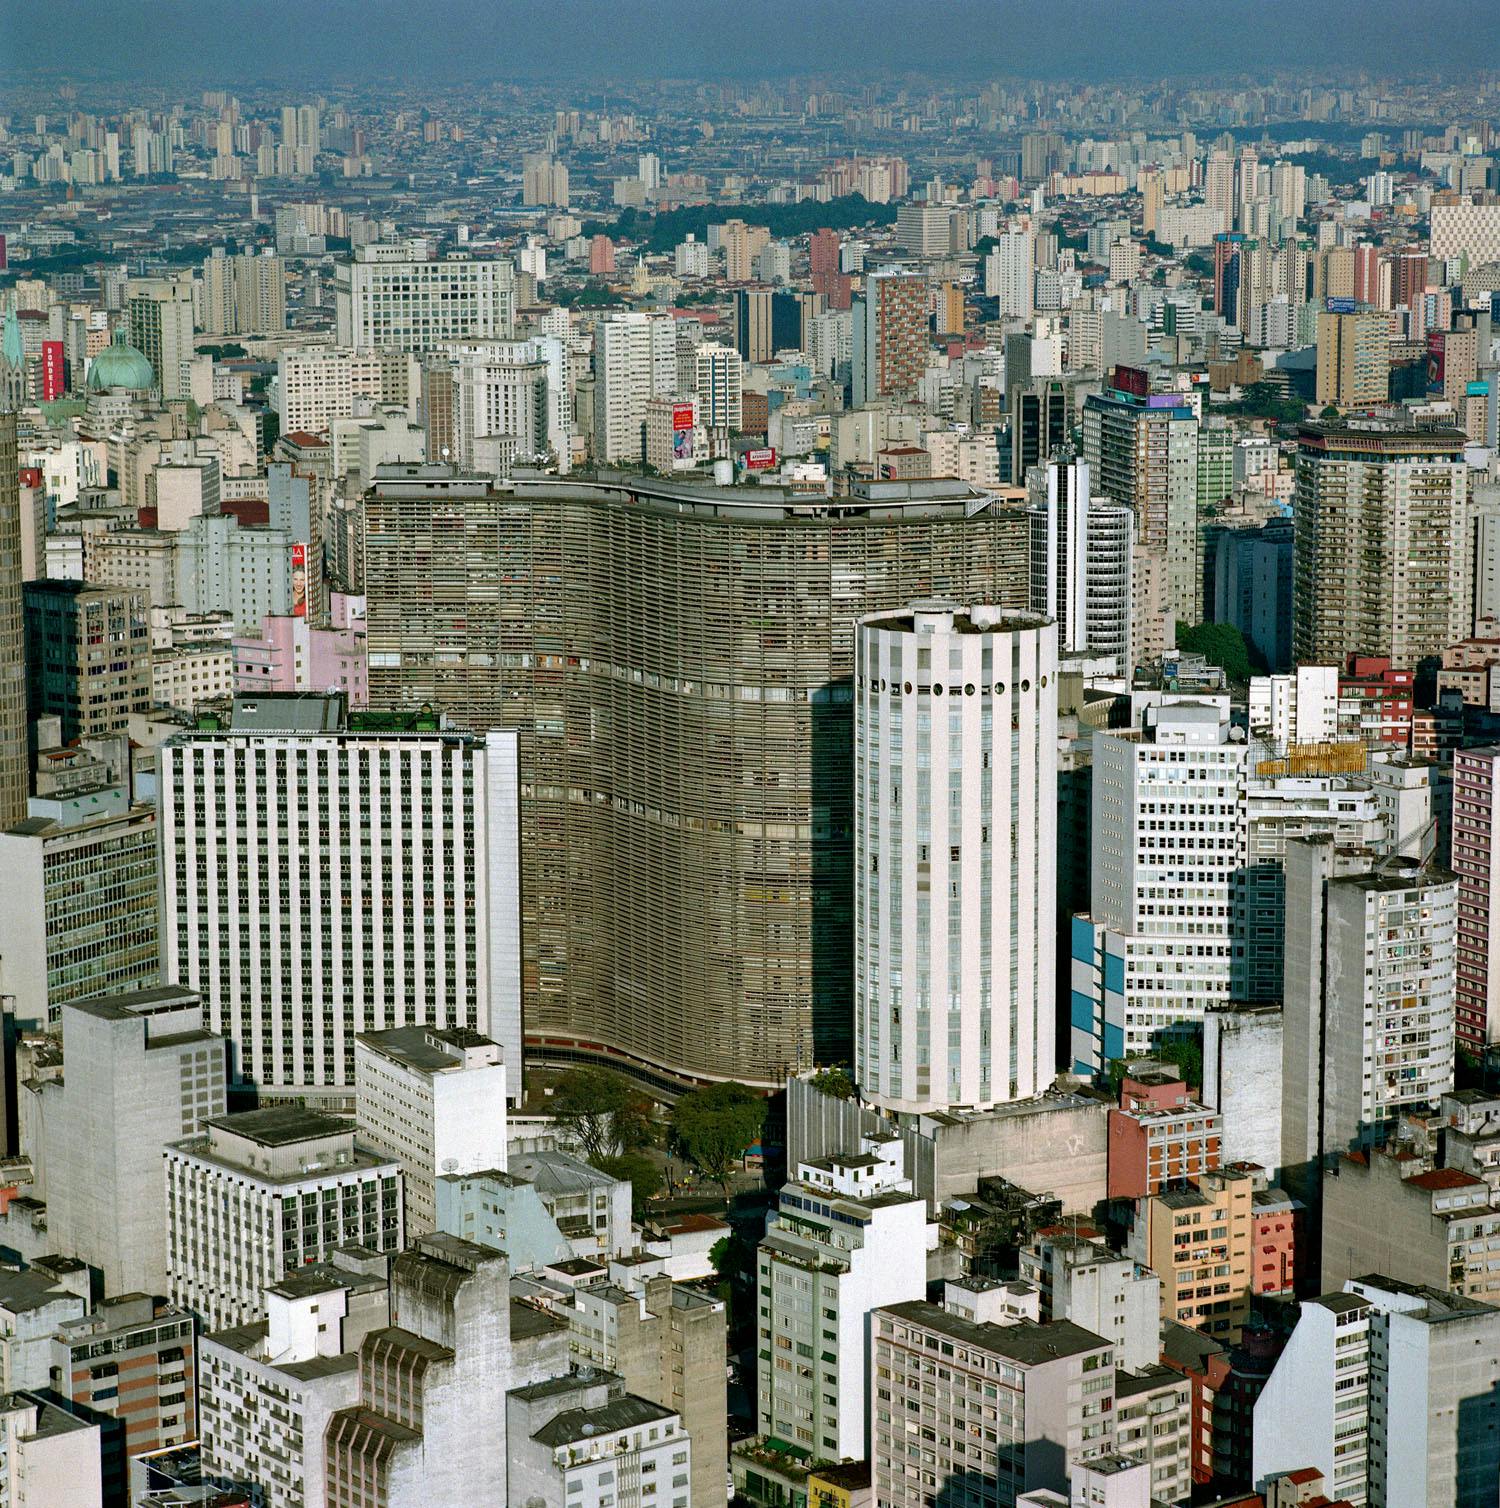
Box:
[86,328,155,393]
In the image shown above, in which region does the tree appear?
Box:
[808,1067,855,1100]
[671,1082,766,1196]
[598,1152,663,1217]
[548,1067,656,1166]
[1175,621,1255,683]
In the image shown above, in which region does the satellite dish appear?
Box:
[441,1158,459,1172]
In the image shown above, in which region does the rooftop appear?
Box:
[532,1394,676,1449]
[880,1300,1108,1365]
[207,1106,352,1147]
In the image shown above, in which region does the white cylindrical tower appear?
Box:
[854,601,1058,1114]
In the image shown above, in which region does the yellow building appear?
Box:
[1315,309,1389,408]
[1130,1166,1254,1343]
[808,1462,872,1508]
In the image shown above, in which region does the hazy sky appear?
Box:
[7,0,1500,83]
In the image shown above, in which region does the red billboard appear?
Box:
[743,447,777,471]
[671,401,696,466]
[1112,365,1150,398]
[291,543,308,618]
[41,341,64,401]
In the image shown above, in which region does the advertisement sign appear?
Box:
[671,401,695,467]
[290,543,308,618]
[1326,296,1357,315]
[1427,331,1445,389]
[40,340,64,401]
[1112,365,1149,398]
[743,447,777,471]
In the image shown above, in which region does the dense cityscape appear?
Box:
[4,12,1500,1507]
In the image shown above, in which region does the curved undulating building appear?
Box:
[363,466,1030,1088]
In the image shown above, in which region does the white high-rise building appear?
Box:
[592,312,676,463]
[1027,455,1135,664]
[335,242,515,351]
[165,1107,403,1330]
[353,1025,507,1236]
[158,693,522,1104]
[855,602,1057,1112]
[275,346,419,437]
[449,342,550,467]
[984,226,1035,319]
[1077,698,1249,1062]
[755,1137,930,1462]
[692,341,743,443]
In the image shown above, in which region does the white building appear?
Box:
[756,1135,932,1460]
[165,1106,403,1330]
[508,1373,690,1508]
[1027,456,1135,664]
[0,1394,102,1507]
[45,986,226,1299]
[1019,1233,1162,1373]
[158,693,522,1103]
[592,312,676,463]
[335,242,515,351]
[354,1025,507,1236]
[1346,1275,1500,1508]
[1079,697,1249,1061]
[855,602,1058,1113]
[692,341,743,442]
[275,346,419,438]
[1252,1289,1372,1505]
[985,226,1035,320]
[448,342,550,467]
[1247,666,1340,748]
[198,1259,390,1508]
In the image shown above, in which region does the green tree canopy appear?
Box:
[548,1067,656,1166]
[808,1067,856,1100]
[1175,620,1257,682]
[597,1152,663,1217]
[671,1082,766,1195]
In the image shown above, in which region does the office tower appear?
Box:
[0,413,27,828]
[1009,376,1071,482]
[353,1025,507,1236]
[592,311,675,462]
[166,1107,404,1329]
[276,346,419,436]
[757,1139,927,1460]
[1081,378,1201,624]
[1018,1233,1162,1371]
[1140,168,1164,236]
[1027,455,1134,663]
[1430,202,1500,266]
[1252,1289,1371,1504]
[363,467,1025,1087]
[1315,310,1389,408]
[732,286,799,364]
[1021,132,1063,181]
[871,1299,1116,1507]
[854,602,1057,1113]
[1212,232,1245,319]
[1212,517,1294,671]
[1205,151,1235,231]
[720,218,770,283]
[53,1297,198,1459]
[45,986,226,1297]
[125,275,195,399]
[201,247,237,335]
[326,1235,567,1508]
[1292,416,1468,666]
[1073,698,1248,1068]
[448,342,550,466]
[852,269,927,407]
[22,580,149,743]
[1453,747,1500,1049]
[199,1260,390,1508]
[692,341,743,444]
[0,784,157,1025]
[810,227,840,277]
[335,243,515,350]
[158,694,522,1101]
[235,248,286,332]
[984,226,1034,319]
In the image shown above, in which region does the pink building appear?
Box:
[232,591,368,706]
[1250,1186,1300,1296]
[1106,1068,1223,1201]
[589,235,616,275]
[1452,746,1500,1050]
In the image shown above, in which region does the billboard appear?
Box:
[1111,365,1149,398]
[1325,296,1357,315]
[671,401,695,468]
[290,543,308,618]
[40,340,64,401]
[743,447,777,471]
